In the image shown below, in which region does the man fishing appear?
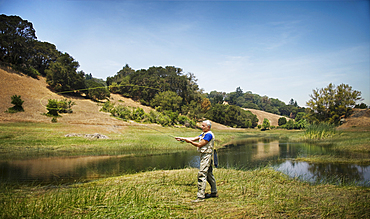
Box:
[175,120,218,202]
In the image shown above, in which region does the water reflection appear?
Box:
[0,151,199,184]
[1,138,369,186]
[275,160,370,186]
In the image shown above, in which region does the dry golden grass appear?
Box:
[243,108,290,126]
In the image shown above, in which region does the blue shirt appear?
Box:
[199,132,213,142]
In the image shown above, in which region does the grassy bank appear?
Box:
[0,122,289,160]
[1,122,368,161]
[1,168,369,218]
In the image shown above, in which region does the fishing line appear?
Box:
[39,83,161,110]
[39,83,185,142]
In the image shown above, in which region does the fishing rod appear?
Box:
[141,122,218,167]
[136,123,185,142]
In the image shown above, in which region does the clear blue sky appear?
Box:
[1,0,369,106]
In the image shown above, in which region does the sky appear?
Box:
[1,0,369,106]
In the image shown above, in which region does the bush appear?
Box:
[157,114,171,127]
[6,95,24,113]
[46,99,75,116]
[100,101,196,128]
[115,105,132,121]
[262,118,270,130]
[278,117,287,126]
[46,99,59,116]
[132,108,145,122]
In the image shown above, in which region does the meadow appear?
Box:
[0,122,369,218]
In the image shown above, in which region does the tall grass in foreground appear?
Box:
[304,123,337,140]
[1,168,369,218]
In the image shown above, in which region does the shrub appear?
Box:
[262,118,270,130]
[278,117,287,126]
[46,99,75,116]
[46,99,59,116]
[132,108,145,122]
[6,95,24,113]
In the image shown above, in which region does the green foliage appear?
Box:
[206,104,258,128]
[304,123,337,140]
[150,91,182,112]
[220,87,305,118]
[100,101,196,127]
[295,112,306,123]
[280,118,308,130]
[109,82,120,94]
[283,120,295,130]
[306,83,362,125]
[295,119,308,129]
[46,99,59,116]
[85,79,110,101]
[45,99,75,116]
[262,118,270,130]
[0,15,60,78]
[0,14,36,75]
[11,95,24,111]
[108,65,200,109]
[278,117,287,126]
[208,90,225,104]
[45,53,85,92]
[5,95,24,113]
[30,41,59,76]
[355,103,368,109]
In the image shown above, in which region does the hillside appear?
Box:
[0,67,128,130]
[0,68,234,130]
[243,108,289,126]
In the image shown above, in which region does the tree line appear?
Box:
[208,87,305,119]
[0,14,109,101]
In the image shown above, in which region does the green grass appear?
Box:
[1,168,369,218]
[304,123,337,140]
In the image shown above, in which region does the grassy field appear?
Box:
[0,122,369,218]
[1,167,369,218]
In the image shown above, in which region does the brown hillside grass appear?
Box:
[243,108,290,126]
[338,108,370,131]
[0,68,128,131]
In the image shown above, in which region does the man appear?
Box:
[175,120,218,202]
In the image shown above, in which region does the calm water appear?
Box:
[1,138,369,186]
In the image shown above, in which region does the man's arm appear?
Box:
[175,136,208,148]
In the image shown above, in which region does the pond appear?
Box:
[1,138,369,186]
